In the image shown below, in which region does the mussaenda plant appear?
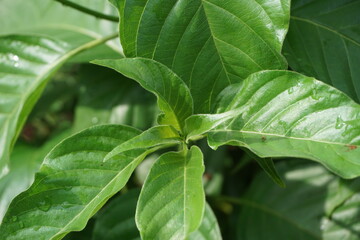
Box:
[0,0,359,239]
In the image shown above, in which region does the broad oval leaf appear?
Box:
[93,189,221,240]
[283,0,360,103]
[105,125,182,161]
[136,146,205,240]
[110,0,289,113]
[0,130,71,223]
[186,70,360,178]
[0,34,116,174]
[0,125,159,239]
[93,58,193,132]
[236,161,335,240]
[237,160,360,240]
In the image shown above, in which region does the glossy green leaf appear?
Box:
[283,0,360,103]
[93,189,221,240]
[188,203,223,240]
[92,189,141,240]
[73,64,157,132]
[0,125,159,239]
[136,146,205,240]
[105,125,182,161]
[110,0,289,112]
[0,34,116,174]
[237,160,360,240]
[186,70,360,178]
[0,130,71,222]
[93,58,193,132]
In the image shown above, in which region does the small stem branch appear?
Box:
[54,0,119,22]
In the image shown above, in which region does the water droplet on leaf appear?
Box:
[92,117,99,124]
[38,200,51,212]
[12,55,19,61]
[11,216,17,222]
[287,87,294,94]
[311,88,320,100]
[335,116,346,129]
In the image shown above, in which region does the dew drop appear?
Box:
[9,54,20,68]
[38,200,51,212]
[12,55,19,61]
[19,221,24,228]
[311,88,320,100]
[287,87,295,94]
[92,117,99,124]
[335,116,346,129]
[11,216,18,222]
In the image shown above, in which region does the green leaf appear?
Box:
[236,160,360,240]
[186,70,360,178]
[236,161,335,240]
[0,130,71,222]
[111,0,289,112]
[244,150,285,188]
[136,146,205,240]
[93,58,193,132]
[92,189,141,240]
[0,0,121,59]
[322,193,360,240]
[93,187,220,240]
[0,34,116,173]
[283,0,360,103]
[325,178,360,216]
[73,64,157,132]
[0,125,159,239]
[188,203,223,240]
[105,125,182,161]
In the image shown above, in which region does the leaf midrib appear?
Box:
[210,129,360,149]
[50,148,154,239]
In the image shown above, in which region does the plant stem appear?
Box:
[54,0,119,22]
